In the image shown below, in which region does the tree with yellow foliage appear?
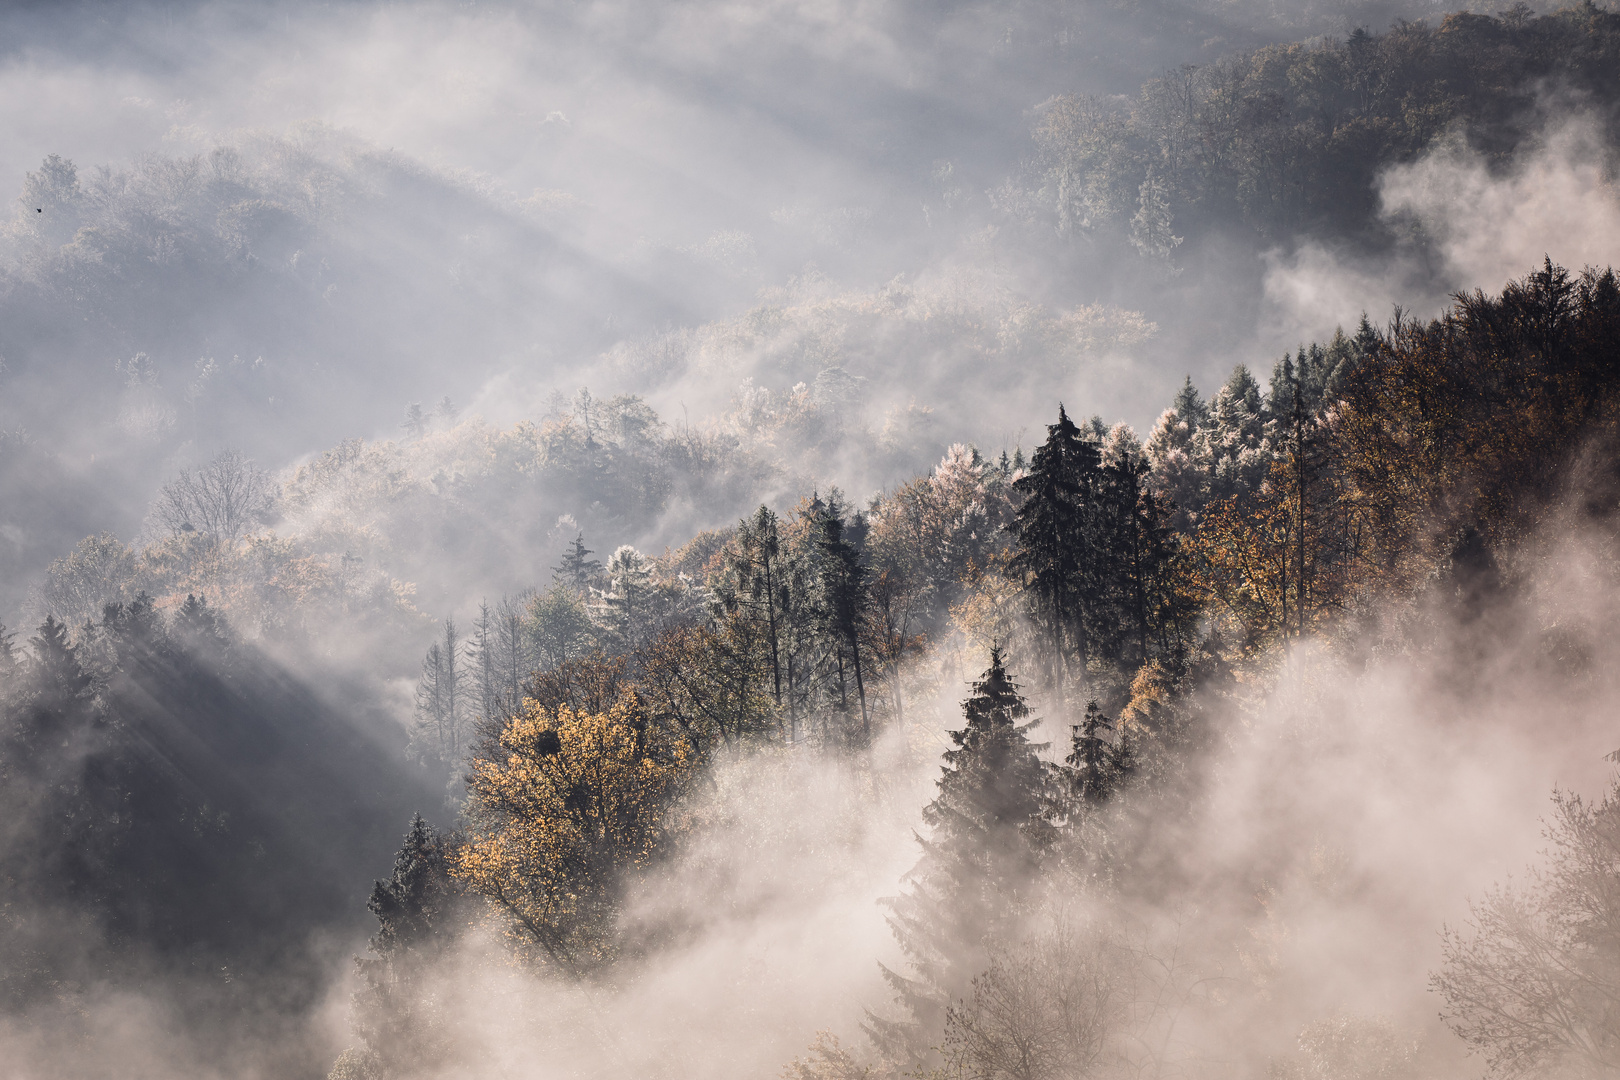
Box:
[454,692,690,972]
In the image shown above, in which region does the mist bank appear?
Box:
[2,2,1620,1076]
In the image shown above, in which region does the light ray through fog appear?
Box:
[1,2,1619,1078]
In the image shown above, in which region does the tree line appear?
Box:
[0,595,439,1076]
[1009,3,1620,261]
[335,257,1620,1078]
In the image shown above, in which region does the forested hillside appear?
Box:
[0,596,440,1076]
[1002,3,1620,256]
[4,3,1620,1078]
[12,255,1617,1077]
[320,256,1620,1079]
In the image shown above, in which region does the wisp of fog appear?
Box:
[2,2,1620,1079]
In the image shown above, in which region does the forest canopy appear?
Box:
[3,2,1620,1078]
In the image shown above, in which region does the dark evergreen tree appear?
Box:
[1010,405,1101,705]
[1171,375,1209,430]
[26,615,93,711]
[868,648,1051,1067]
[1059,700,1133,809]
[401,403,428,441]
[1092,437,1179,667]
[815,502,872,741]
[552,534,602,594]
[727,506,787,707]
[0,616,110,924]
[331,815,461,1080]
[172,592,227,650]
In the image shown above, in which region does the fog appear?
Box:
[1264,112,1620,344]
[2,1,1619,1078]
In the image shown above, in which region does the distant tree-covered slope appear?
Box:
[0,595,440,1072]
[0,133,664,458]
[1003,3,1620,258]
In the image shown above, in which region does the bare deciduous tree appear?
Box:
[942,926,1128,1080]
[151,449,274,544]
[1434,783,1620,1078]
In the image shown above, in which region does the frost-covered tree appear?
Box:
[1129,166,1182,270]
[150,449,274,544]
[1197,365,1273,505]
[1146,376,1211,529]
[1434,780,1620,1078]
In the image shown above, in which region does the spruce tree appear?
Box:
[6,617,104,908]
[868,648,1051,1067]
[1010,405,1101,704]
[815,505,871,740]
[729,506,787,707]
[553,534,601,594]
[1061,700,1133,808]
[332,815,460,1080]
[401,403,428,441]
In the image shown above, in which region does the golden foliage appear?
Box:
[455,692,690,971]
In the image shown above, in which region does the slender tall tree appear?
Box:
[869,648,1051,1068]
[815,503,871,740]
[729,506,787,707]
[332,815,461,1080]
[1011,405,1101,706]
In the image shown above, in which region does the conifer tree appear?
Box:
[1129,165,1182,269]
[1010,405,1100,704]
[729,506,788,706]
[331,815,460,1080]
[411,621,466,774]
[172,592,228,651]
[1146,376,1211,530]
[3,616,104,907]
[869,648,1051,1067]
[1060,701,1133,809]
[401,403,429,441]
[816,505,871,740]
[553,534,601,594]
[596,545,657,652]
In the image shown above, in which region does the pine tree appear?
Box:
[1010,405,1101,705]
[869,648,1051,1068]
[4,617,104,908]
[411,621,466,775]
[28,615,93,708]
[470,603,499,732]
[401,403,429,441]
[596,545,656,652]
[172,592,228,650]
[1094,426,1175,665]
[553,534,601,594]
[1146,376,1210,530]
[777,541,820,744]
[331,815,460,1080]
[1060,701,1133,808]
[0,622,15,681]
[815,504,871,741]
[728,506,787,708]
[1199,364,1272,504]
